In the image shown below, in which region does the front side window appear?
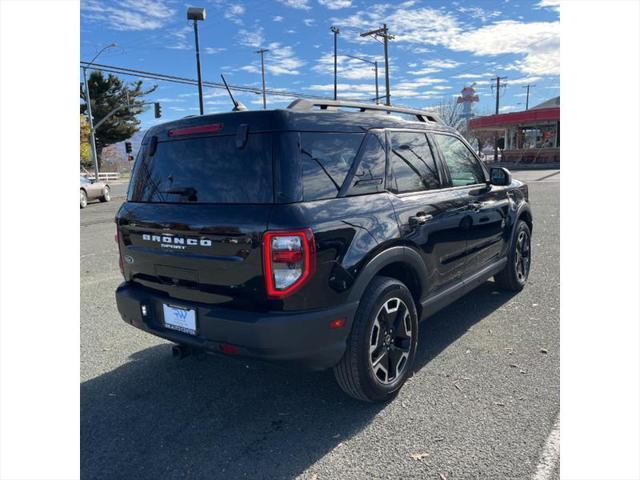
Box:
[434,134,486,187]
[300,132,364,201]
[387,131,441,194]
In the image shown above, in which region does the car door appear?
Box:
[432,132,510,274]
[385,129,471,298]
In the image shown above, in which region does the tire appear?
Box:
[494,220,532,291]
[334,276,418,402]
[100,186,111,202]
[80,189,88,209]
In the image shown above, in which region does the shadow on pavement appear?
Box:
[81,280,515,479]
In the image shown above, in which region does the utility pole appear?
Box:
[256,48,269,109]
[360,24,394,106]
[522,84,535,110]
[492,75,507,162]
[330,26,340,100]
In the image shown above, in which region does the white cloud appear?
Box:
[332,4,559,77]
[237,27,265,48]
[224,4,246,24]
[452,72,494,79]
[335,5,461,45]
[304,18,316,26]
[457,6,501,23]
[535,0,560,13]
[318,0,352,9]
[273,15,284,22]
[204,47,226,55]
[166,26,194,50]
[447,20,560,76]
[277,0,311,10]
[82,0,174,31]
[241,43,306,76]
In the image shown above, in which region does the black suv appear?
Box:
[115,99,532,402]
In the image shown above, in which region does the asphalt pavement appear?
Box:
[81,170,560,480]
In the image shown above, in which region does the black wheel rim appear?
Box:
[369,297,412,385]
[515,229,531,282]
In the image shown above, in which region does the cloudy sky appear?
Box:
[81,0,560,130]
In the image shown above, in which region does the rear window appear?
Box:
[128,133,273,204]
[300,132,365,201]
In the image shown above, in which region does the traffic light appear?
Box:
[125,141,132,154]
[154,102,161,118]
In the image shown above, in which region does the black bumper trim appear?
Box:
[115,282,359,370]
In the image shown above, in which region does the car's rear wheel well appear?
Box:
[376,262,423,317]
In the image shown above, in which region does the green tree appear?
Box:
[80,114,92,169]
[80,71,156,169]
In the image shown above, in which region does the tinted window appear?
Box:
[128,134,273,204]
[300,132,364,201]
[388,131,440,193]
[434,134,485,186]
[80,176,89,185]
[346,133,386,196]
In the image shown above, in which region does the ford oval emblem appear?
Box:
[124,255,135,264]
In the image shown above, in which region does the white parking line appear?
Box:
[532,417,560,480]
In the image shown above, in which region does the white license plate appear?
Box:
[162,304,197,335]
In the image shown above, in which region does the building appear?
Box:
[469,96,560,167]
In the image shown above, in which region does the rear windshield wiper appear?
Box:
[161,187,198,201]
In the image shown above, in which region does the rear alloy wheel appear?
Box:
[334,276,418,402]
[369,298,413,385]
[100,186,111,202]
[495,220,531,291]
[80,189,88,209]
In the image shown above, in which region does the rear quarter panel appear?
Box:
[267,192,401,311]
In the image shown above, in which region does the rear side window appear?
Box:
[387,131,441,193]
[345,133,386,196]
[300,132,364,201]
[128,133,273,204]
[433,134,485,186]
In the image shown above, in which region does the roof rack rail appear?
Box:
[287,98,442,124]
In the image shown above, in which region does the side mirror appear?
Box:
[490,167,512,186]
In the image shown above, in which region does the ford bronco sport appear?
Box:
[115,99,532,402]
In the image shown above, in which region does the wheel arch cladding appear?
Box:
[518,207,533,234]
[347,246,426,318]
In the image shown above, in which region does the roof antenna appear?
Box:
[220,74,248,111]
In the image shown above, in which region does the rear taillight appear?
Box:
[115,227,124,276]
[263,229,315,298]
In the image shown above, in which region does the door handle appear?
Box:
[409,212,433,226]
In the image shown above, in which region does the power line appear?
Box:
[80,61,343,102]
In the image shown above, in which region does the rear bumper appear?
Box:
[115,282,359,370]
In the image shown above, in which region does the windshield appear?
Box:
[128,133,273,204]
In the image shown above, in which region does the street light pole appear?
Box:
[187,7,207,115]
[256,48,269,109]
[330,26,340,100]
[344,54,380,104]
[83,43,116,180]
[374,60,379,105]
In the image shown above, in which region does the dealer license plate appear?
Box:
[162,304,197,335]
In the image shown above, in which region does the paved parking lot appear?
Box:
[81,170,560,480]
